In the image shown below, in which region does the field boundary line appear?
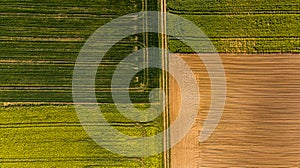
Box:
[160,0,170,167]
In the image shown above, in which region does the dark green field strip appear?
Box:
[0,27,97,40]
[0,41,148,102]
[0,41,143,61]
[0,90,152,102]
[0,38,84,45]
[0,58,139,85]
[0,64,147,102]
[0,0,142,15]
[0,0,148,103]
[0,14,111,28]
[0,52,78,62]
[168,0,300,14]
[0,63,73,85]
[0,81,152,102]
[0,0,144,73]
[0,90,72,102]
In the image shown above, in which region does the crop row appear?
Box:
[169,37,300,53]
[1,0,142,15]
[168,0,300,14]
[1,40,144,61]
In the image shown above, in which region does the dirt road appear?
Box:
[170,53,300,167]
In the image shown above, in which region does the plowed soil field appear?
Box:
[170,53,300,167]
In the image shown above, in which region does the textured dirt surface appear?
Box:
[170,53,300,167]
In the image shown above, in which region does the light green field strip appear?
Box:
[1,160,143,168]
[181,14,300,37]
[168,14,300,53]
[0,105,163,167]
[169,37,300,53]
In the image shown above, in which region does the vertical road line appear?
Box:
[143,0,149,86]
[160,0,170,167]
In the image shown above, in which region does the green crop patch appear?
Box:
[167,4,300,53]
[0,0,155,102]
[0,105,163,167]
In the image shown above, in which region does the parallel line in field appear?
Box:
[0,122,147,128]
[0,89,148,91]
[0,12,117,18]
[1,157,141,163]
[0,36,85,42]
[168,9,300,15]
[0,60,75,64]
[169,36,300,39]
[0,87,70,90]
[0,86,112,89]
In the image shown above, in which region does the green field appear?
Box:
[167,0,300,53]
[0,0,162,102]
[1,0,164,167]
[0,0,144,102]
[0,104,163,167]
[3,0,299,167]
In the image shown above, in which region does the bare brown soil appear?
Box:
[170,53,300,167]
